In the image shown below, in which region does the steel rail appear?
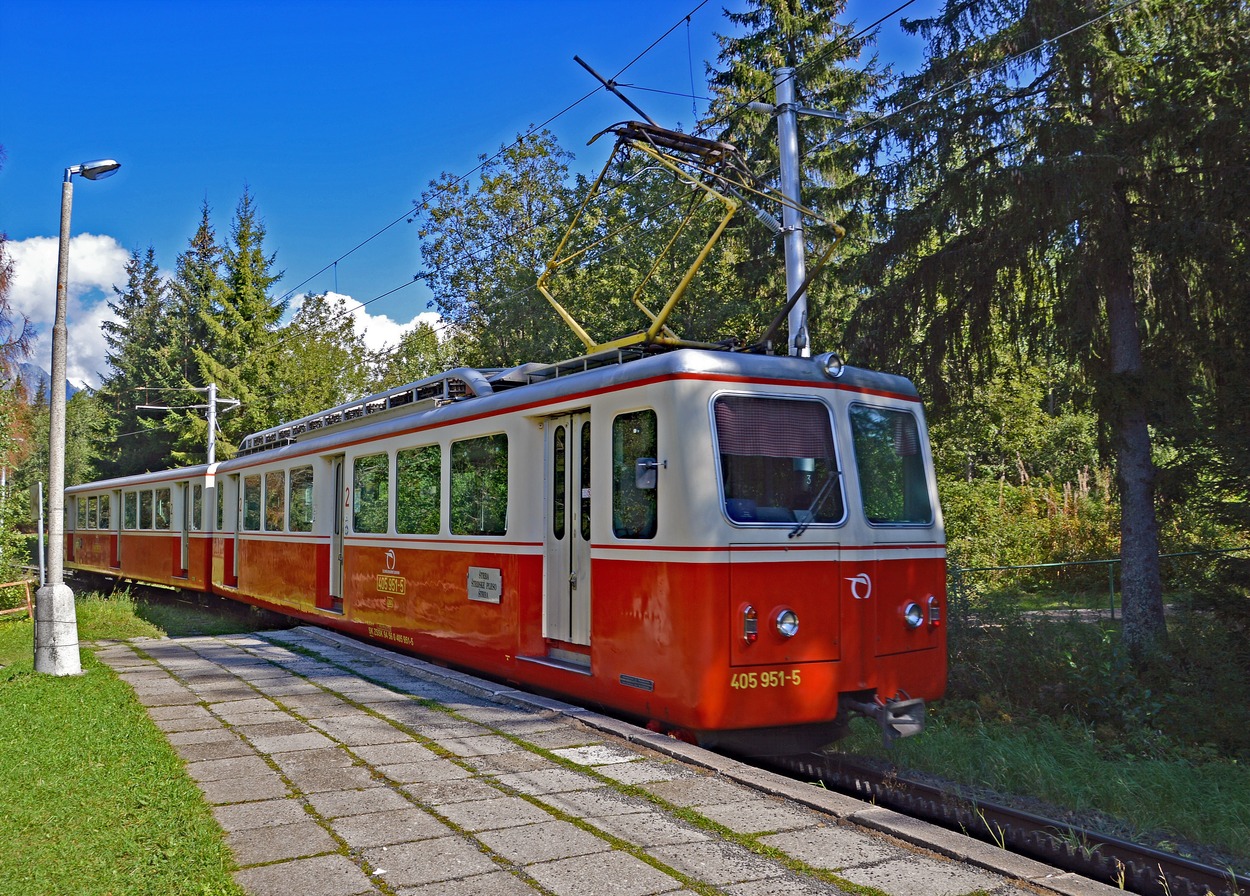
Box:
[767,753,1248,896]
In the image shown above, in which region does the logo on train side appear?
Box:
[847,573,872,600]
[377,548,405,601]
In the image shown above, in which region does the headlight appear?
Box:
[775,608,800,638]
[903,602,924,628]
[816,352,844,379]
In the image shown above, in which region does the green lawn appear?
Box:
[0,590,277,896]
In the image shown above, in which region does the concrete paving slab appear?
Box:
[465,750,562,777]
[226,818,339,866]
[333,806,449,849]
[647,840,788,887]
[402,777,506,807]
[554,744,645,766]
[540,787,657,820]
[307,785,411,818]
[172,734,258,762]
[838,854,1028,896]
[595,760,685,786]
[436,794,556,832]
[350,741,439,766]
[360,834,499,888]
[698,800,824,835]
[149,707,224,734]
[587,811,711,848]
[491,767,604,796]
[723,876,853,895]
[479,819,613,864]
[425,733,518,756]
[377,758,474,785]
[269,745,357,774]
[283,762,382,794]
[309,714,414,746]
[758,825,900,869]
[525,848,685,896]
[246,729,337,754]
[233,852,378,896]
[393,869,541,896]
[641,775,760,808]
[185,754,274,783]
[212,796,310,832]
[198,771,291,805]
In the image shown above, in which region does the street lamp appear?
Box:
[34,158,120,676]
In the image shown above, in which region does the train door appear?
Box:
[227,473,241,586]
[178,482,190,576]
[544,412,592,648]
[328,455,345,613]
[112,489,122,568]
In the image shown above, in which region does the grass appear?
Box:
[837,709,1250,872]
[0,589,281,896]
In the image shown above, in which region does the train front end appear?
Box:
[610,350,947,756]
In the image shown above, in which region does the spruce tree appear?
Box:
[98,247,182,475]
[194,189,284,453]
[841,0,1250,657]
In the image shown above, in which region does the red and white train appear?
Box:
[66,346,946,754]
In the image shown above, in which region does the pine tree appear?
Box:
[841,0,1250,657]
[194,189,285,453]
[703,0,883,351]
[98,247,182,475]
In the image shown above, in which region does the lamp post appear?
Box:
[34,158,120,676]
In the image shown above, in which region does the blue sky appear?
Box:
[2,0,938,388]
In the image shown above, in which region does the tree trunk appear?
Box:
[1103,216,1167,658]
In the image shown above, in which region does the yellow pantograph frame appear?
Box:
[536,131,742,353]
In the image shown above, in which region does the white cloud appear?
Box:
[8,234,128,390]
[291,291,444,354]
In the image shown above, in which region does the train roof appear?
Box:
[219,346,921,468]
[66,462,214,494]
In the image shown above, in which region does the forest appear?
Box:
[2,0,1248,682]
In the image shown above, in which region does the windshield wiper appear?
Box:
[789,471,839,538]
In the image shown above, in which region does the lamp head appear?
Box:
[78,159,121,180]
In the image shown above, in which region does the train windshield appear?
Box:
[849,404,933,525]
[714,395,844,527]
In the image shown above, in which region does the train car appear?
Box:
[66,465,216,592]
[66,345,945,754]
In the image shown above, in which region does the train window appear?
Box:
[450,434,507,536]
[289,465,314,532]
[191,484,203,531]
[244,475,262,531]
[77,499,88,530]
[99,495,111,529]
[265,470,286,531]
[849,405,933,525]
[124,492,137,530]
[714,396,843,527]
[154,487,172,530]
[612,410,658,539]
[139,490,154,529]
[552,425,566,540]
[87,496,98,529]
[580,421,591,541]
[353,453,390,534]
[396,446,439,535]
[217,482,227,531]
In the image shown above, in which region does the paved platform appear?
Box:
[94,627,1122,896]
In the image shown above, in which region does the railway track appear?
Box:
[766,753,1248,896]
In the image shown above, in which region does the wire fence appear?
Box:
[947,545,1250,624]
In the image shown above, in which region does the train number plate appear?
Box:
[376,574,406,596]
[729,669,802,690]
